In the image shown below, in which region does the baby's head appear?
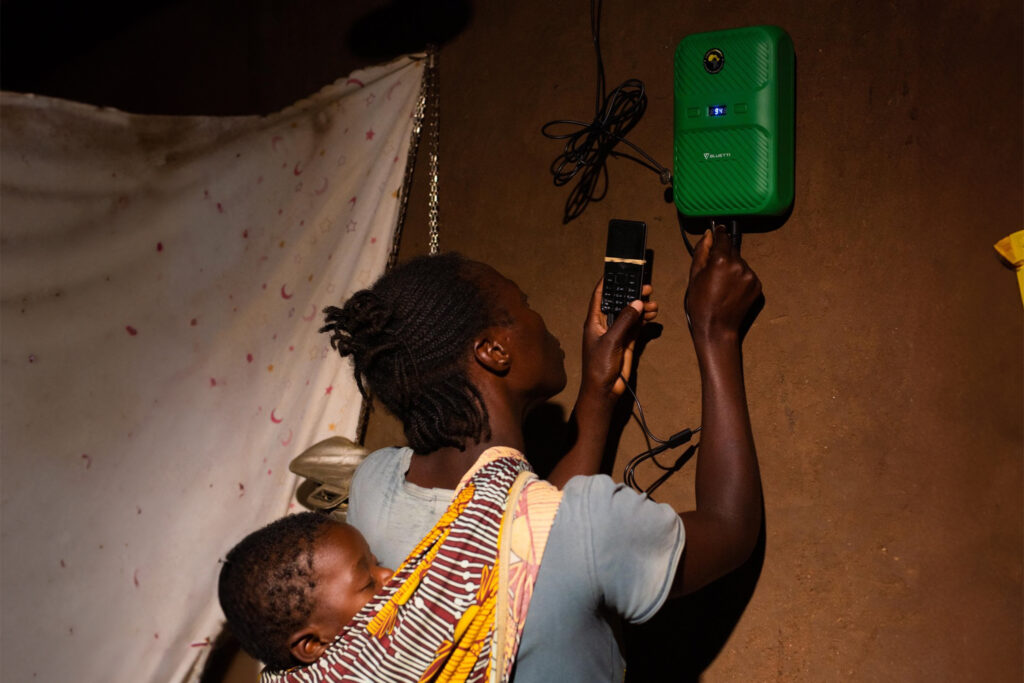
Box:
[218,512,393,670]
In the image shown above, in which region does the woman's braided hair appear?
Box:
[321,253,504,453]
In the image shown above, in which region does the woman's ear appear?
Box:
[473,332,510,375]
[289,628,330,665]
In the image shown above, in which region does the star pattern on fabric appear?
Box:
[0,59,423,683]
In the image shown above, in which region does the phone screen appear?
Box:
[607,220,646,260]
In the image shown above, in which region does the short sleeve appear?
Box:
[560,474,685,624]
[344,446,397,537]
[346,446,455,571]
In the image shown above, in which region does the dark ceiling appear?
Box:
[0,0,472,115]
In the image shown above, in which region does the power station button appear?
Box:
[703,48,725,74]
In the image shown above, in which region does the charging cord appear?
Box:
[621,212,743,495]
[618,373,701,496]
[542,0,671,223]
[679,217,742,257]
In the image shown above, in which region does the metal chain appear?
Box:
[359,49,441,444]
[426,46,441,254]
[362,52,433,444]
[385,56,429,273]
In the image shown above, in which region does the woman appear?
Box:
[323,226,762,681]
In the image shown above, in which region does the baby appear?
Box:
[218,512,393,671]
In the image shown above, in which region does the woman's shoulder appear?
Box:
[354,445,412,482]
[347,446,412,530]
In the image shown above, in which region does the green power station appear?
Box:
[673,26,795,218]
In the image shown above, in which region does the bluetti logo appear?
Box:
[703,152,732,160]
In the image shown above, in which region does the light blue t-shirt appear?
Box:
[346,447,685,683]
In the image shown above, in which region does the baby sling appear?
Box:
[261,447,562,683]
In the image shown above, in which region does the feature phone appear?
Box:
[600,219,647,324]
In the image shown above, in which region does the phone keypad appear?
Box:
[601,266,643,314]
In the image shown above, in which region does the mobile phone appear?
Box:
[600,219,647,324]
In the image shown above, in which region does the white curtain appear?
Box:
[0,55,424,683]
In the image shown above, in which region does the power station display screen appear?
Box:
[709,104,727,117]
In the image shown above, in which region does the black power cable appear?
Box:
[542,0,671,224]
[619,374,700,496]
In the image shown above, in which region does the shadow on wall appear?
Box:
[522,402,573,479]
[624,520,766,682]
[199,628,259,683]
[522,321,665,480]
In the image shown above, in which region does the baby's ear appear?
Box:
[289,628,329,665]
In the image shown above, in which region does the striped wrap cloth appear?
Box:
[262,446,562,683]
